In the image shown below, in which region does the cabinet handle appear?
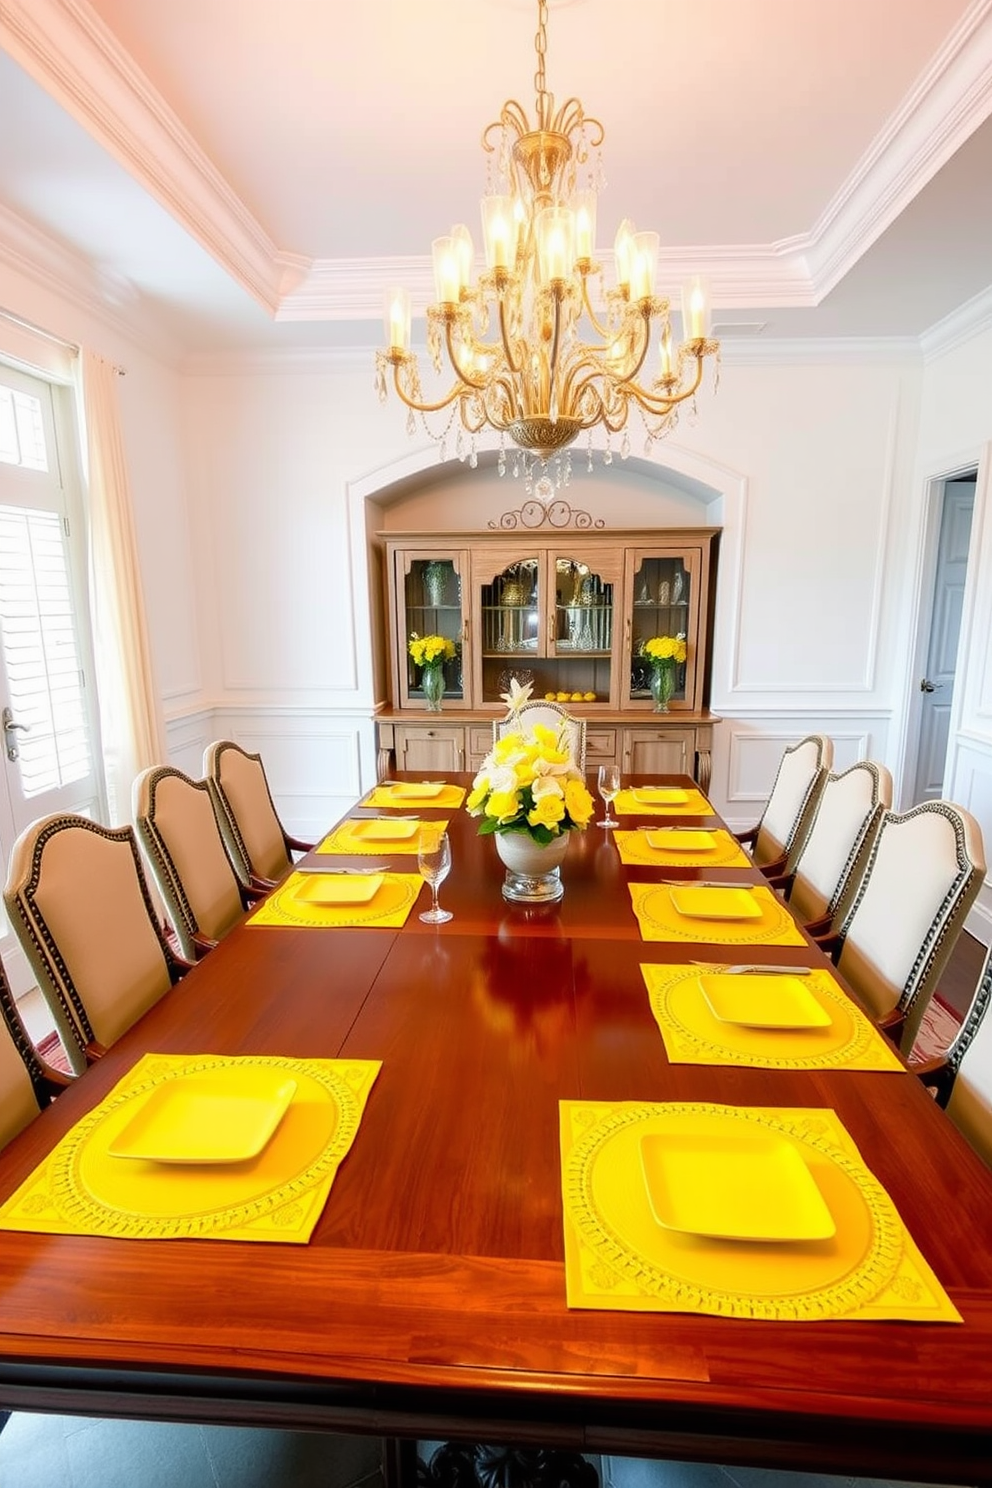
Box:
[458,748,464,769]
[427,730,435,738]
[462,617,470,644]
[625,616,631,644]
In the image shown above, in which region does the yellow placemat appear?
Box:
[317,818,450,856]
[615,828,750,869]
[0,1053,380,1244]
[364,783,466,810]
[641,964,905,1072]
[628,881,808,946]
[248,871,422,928]
[615,787,713,817]
[560,1100,960,1322]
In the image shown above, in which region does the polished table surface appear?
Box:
[1,774,992,1483]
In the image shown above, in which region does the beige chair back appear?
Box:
[134,767,247,961]
[0,961,46,1149]
[753,734,833,867]
[203,740,291,886]
[3,814,177,1074]
[493,702,587,771]
[837,801,986,1053]
[788,761,892,925]
[945,946,992,1168]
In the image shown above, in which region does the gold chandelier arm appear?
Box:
[391,358,466,416]
[444,319,488,391]
[623,352,706,416]
[486,372,520,425]
[579,272,612,341]
[497,294,522,376]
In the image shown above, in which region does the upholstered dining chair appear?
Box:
[3,814,187,1076]
[771,760,893,927]
[492,701,587,771]
[203,739,313,891]
[0,954,70,1148]
[133,766,264,962]
[916,944,992,1168]
[816,800,986,1055]
[735,734,833,874]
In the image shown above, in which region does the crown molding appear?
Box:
[921,282,992,358]
[803,0,992,298]
[2,0,991,328]
[0,201,184,364]
[0,0,296,314]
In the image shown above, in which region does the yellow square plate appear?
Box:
[698,974,833,1029]
[632,787,689,805]
[639,1131,836,1241]
[389,782,444,799]
[297,873,384,905]
[109,1070,297,1164]
[352,818,419,840]
[669,885,762,921]
[646,829,715,852]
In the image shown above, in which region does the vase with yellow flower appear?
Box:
[408,632,456,712]
[642,634,687,712]
[466,681,595,902]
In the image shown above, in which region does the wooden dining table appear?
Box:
[1,773,991,1485]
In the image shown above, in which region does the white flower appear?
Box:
[531,775,565,800]
[499,677,534,718]
[486,764,519,796]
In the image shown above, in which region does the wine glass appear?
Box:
[597,764,621,829]
[418,829,453,924]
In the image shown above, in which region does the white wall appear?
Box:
[181,346,926,845]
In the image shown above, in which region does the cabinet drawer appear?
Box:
[622,726,696,779]
[469,726,496,757]
[394,725,465,775]
[585,728,617,759]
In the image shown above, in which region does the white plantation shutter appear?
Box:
[0,506,91,796]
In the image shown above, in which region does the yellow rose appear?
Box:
[564,778,595,826]
[486,789,520,823]
[466,781,489,812]
[528,793,566,830]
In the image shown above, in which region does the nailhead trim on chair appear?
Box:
[10,815,180,1054]
[837,800,983,1026]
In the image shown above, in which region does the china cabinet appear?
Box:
[376,528,720,785]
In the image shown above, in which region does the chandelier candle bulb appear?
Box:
[659,322,674,381]
[482,196,514,270]
[613,219,637,292]
[537,207,574,285]
[385,287,411,354]
[682,275,711,343]
[630,232,659,303]
[432,237,460,306]
[451,224,475,294]
[575,190,597,266]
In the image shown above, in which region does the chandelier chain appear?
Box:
[534,0,549,127]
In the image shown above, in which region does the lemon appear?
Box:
[584,691,596,701]
[556,691,569,702]
[544,691,556,701]
[571,692,584,702]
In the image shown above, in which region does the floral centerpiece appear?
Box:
[466,681,595,903]
[408,632,456,712]
[641,634,687,712]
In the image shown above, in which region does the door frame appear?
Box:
[897,451,986,809]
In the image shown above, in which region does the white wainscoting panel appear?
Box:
[712,713,892,831]
[210,707,377,840]
[164,710,215,780]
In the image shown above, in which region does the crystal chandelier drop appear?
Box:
[375,0,720,495]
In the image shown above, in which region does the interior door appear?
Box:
[912,476,975,803]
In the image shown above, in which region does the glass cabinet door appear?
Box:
[626,551,699,708]
[398,553,465,707]
[477,555,541,704]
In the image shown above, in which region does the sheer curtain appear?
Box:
[81,350,167,824]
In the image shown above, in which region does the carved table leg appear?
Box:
[418,1443,599,1488]
[695,748,712,793]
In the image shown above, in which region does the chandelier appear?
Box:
[375,0,719,493]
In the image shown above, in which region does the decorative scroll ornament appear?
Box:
[376,0,719,499]
[488,498,604,530]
